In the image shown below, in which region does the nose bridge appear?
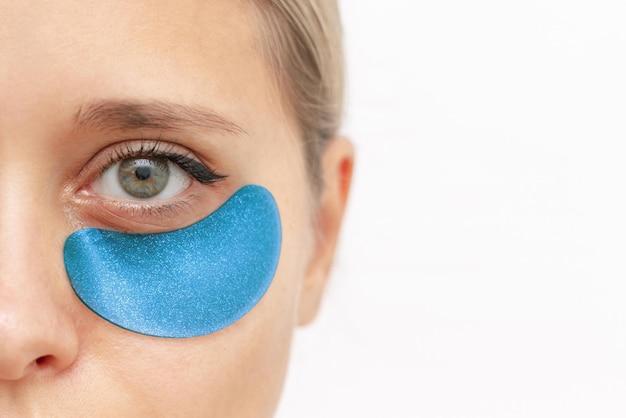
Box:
[0,158,79,381]
[0,161,58,277]
[0,160,44,266]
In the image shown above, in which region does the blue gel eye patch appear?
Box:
[63,185,281,338]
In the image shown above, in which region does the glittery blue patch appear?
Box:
[63,185,281,338]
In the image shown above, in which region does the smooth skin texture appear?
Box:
[0,0,353,417]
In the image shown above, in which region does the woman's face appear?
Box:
[0,0,351,416]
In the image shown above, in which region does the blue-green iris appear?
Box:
[118,157,169,198]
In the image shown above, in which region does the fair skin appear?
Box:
[0,0,353,416]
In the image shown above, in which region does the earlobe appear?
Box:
[297,136,354,326]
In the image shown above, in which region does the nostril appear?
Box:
[35,355,51,366]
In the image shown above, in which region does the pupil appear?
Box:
[135,166,152,181]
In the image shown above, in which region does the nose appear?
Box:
[0,180,79,381]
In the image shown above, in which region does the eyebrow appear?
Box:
[73,100,247,136]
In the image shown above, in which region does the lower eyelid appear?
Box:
[123,201,193,220]
[76,195,200,232]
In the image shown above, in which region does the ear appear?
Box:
[297,136,354,326]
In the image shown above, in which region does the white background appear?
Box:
[276,1,626,417]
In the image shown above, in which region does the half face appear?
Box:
[0,0,317,416]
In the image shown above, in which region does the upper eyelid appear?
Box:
[107,140,191,166]
[93,140,213,175]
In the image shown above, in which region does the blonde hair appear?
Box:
[252,0,344,190]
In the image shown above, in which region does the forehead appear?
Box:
[1,0,255,61]
[0,0,273,133]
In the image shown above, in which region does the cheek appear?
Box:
[71,270,302,417]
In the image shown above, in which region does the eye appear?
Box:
[89,141,227,203]
[94,156,190,201]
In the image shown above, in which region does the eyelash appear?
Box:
[99,140,227,185]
